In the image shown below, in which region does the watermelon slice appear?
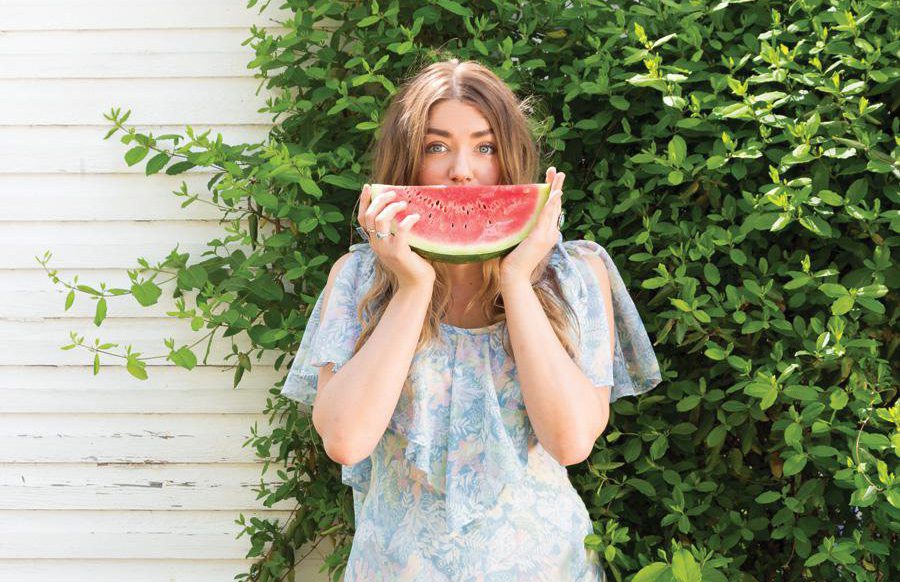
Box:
[367,183,552,263]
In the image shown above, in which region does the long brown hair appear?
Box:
[353,58,578,359]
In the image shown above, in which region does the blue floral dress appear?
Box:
[282,232,663,581]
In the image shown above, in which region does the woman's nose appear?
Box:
[450,153,473,183]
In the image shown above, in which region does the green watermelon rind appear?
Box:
[367,183,552,264]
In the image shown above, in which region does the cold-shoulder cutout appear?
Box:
[281,244,369,408]
[545,233,663,404]
[281,243,375,495]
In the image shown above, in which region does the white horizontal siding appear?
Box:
[1,0,295,30]
[2,175,226,220]
[0,219,268,268]
[1,366,278,414]
[0,2,328,580]
[0,510,296,558]
[0,125,274,172]
[2,464,294,510]
[3,79,279,125]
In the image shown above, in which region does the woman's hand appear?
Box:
[499,167,565,283]
[358,184,436,289]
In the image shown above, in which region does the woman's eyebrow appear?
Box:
[425,127,494,138]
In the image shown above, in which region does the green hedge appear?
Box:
[66,0,898,580]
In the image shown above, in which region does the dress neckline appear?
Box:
[440,320,505,335]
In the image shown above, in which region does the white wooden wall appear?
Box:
[0,2,332,580]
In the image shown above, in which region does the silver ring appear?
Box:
[375,231,392,239]
[557,211,565,229]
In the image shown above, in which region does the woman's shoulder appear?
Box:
[558,237,611,260]
[548,236,614,274]
[336,241,375,269]
[324,242,375,294]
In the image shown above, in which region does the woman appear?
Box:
[282,58,662,581]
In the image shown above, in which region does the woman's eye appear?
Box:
[425,143,496,154]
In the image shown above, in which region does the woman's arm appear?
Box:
[500,254,615,466]
[310,254,435,466]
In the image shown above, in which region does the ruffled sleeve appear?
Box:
[547,233,663,403]
[280,242,376,494]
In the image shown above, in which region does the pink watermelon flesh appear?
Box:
[368,183,552,264]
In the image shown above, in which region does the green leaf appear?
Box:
[784,422,803,449]
[829,389,849,410]
[321,174,361,190]
[627,477,656,497]
[805,553,828,567]
[677,395,702,412]
[818,283,848,298]
[782,453,807,476]
[298,177,323,197]
[831,295,855,315]
[650,434,669,460]
[126,356,148,381]
[145,152,171,175]
[357,14,380,27]
[165,160,195,175]
[707,155,727,169]
[850,484,878,507]
[799,215,833,237]
[755,491,781,504]
[668,135,687,165]
[706,425,727,448]
[178,265,208,291]
[131,281,162,307]
[703,263,722,285]
[64,289,75,311]
[124,146,149,166]
[93,298,107,326]
[610,95,630,111]
[252,190,279,209]
[169,346,197,370]
[632,563,669,582]
[817,189,843,205]
[857,284,887,298]
[866,159,893,173]
[671,548,701,582]
[434,0,472,16]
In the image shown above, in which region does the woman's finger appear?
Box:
[365,190,396,230]
[357,184,371,229]
[394,212,421,246]
[375,200,408,237]
[553,171,565,192]
[541,190,559,229]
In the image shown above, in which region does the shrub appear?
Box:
[42,1,898,580]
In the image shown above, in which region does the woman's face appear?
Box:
[417,99,501,186]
